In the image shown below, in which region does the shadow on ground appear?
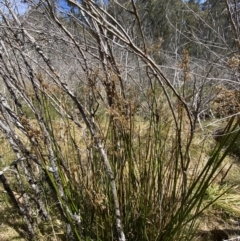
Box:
[198,229,240,241]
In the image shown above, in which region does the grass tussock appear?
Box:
[1,88,239,241]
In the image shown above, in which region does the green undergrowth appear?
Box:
[1,103,240,240]
[1,80,240,241]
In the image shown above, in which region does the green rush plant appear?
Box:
[0,1,240,241]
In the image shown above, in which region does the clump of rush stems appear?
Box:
[0,1,239,241]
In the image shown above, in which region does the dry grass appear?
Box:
[1,116,240,241]
[1,101,240,240]
[0,188,25,241]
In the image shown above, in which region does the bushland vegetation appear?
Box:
[0,0,240,240]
